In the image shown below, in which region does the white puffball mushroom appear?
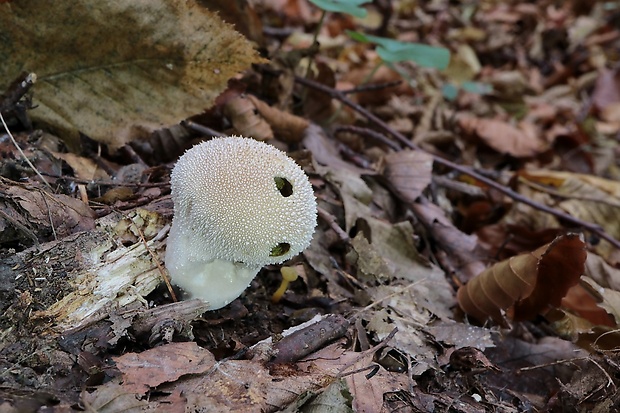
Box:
[165,136,317,310]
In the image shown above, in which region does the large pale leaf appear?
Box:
[0,0,264,149]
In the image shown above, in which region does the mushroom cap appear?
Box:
[168,136,317,268]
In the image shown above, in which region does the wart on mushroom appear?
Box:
[165,136,317,310]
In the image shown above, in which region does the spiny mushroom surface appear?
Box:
[165,136,317,309]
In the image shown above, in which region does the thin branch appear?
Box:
[0,72,36,114]
[317,206,350,242]
[38,171,169,188]
[181,120,225,138]
[339,80,402,95]
[295,75,620,250]
[333,125,400,150]
[0,112,52,190]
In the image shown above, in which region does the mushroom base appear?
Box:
[165,254,260,310]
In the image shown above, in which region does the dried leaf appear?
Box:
[303,124,367,176]
[0,181,95,246]
[580,277,620,326]
[81,382,149,413]
[343,351,407,413]
[411,201,486,282]
[51,152,109,181]
[114,342,216,394]
[299,379,353,413]
[483,336,587,398]
[324,167,373,233]
[561,282,616,328]
[208,0,264,45]
[458,115,548,157]
[223,95,274,141]
[457,234,586,324]
[351,218,436,284]
[247,94,309,143]
[428,321,495,350]
[382,149,433,204]
[0,0,265,149]
[516,170,620,261]
[592,68,620,112]
[584,252,620,292]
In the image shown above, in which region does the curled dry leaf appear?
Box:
[0,181,95,246]
[557,278,620,352]
[457,234,587,324]
[246,94,309,143]
[560,280,617,327]
[222,95,274,141]
[80,382,149,413]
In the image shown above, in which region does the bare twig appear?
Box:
[317,206,350,242]
[0,112,52,190]
[336,327,398,379]
[295,76,620,250]
[334,125,400,150]
[38,171,169,188]
[181,120,225,137]
[271,314,350,364]
[339,80,402,95]
[0,72,36,115]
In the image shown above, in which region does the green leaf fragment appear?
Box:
[461,81,493,94]
[309,0,370,18]
[347,30,451,70]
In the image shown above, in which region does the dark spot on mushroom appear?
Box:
[274,177,293,197]
[270,242,290,257]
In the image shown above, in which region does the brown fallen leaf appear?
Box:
[381,149,433,204]
[457,234,587,324]
[303,124,367,176]
[411,200,487,283]
[0,0,265,149]
[208,0,265,45]
[344,349,408,413]
[591,67,620,112]
[247,94,309,143]
[514,170,620,262]
[0,180,95,246]
[51,152,109,181]
[223,94,274,141]
[555,280,617,334]
[428,321,495,350]
[483,336,587,399]
[114,342,216,394]
[81,382,149,413]
[458,115,548,157]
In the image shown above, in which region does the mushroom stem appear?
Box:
[272,266,299,303]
